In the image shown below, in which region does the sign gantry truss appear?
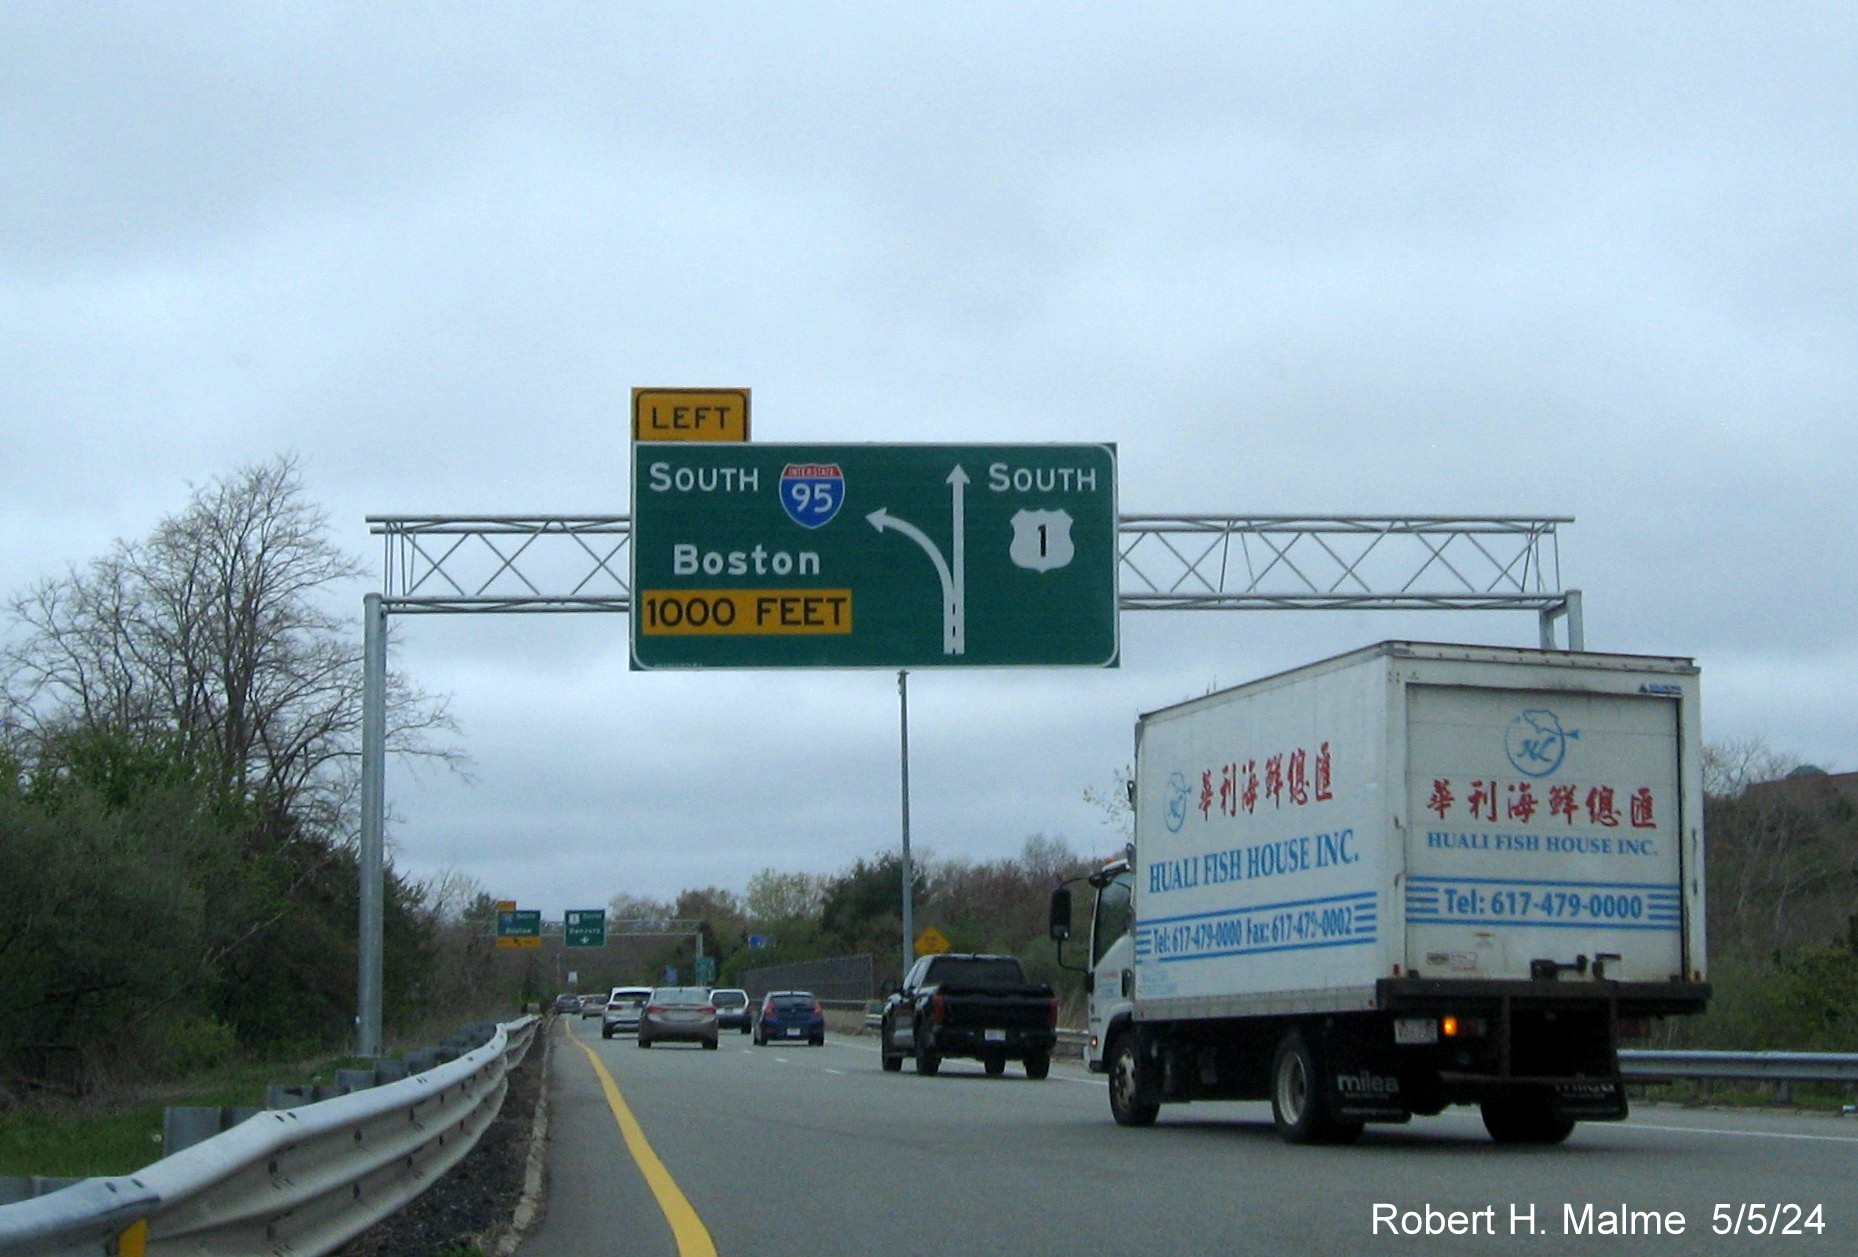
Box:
[369,512,1580,646]
[357,509,1580,1056]
[375,516,634,614]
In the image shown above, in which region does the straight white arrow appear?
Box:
[946,465,968,655]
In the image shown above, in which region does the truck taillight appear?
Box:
[1441,1015,1488,1039]
[1047,997,1059,1029]
[931,994,946,1025]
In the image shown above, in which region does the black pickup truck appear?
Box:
[880,952,1059,1079]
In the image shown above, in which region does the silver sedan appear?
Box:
[638,986,720,1049]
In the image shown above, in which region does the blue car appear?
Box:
[754,990,825,1046]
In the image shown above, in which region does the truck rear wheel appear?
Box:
[1107,1033,1159,1127]
[1481,1091,1576,1145]
[1024,1051,1051,1081]
[1271,1028,1363,1145]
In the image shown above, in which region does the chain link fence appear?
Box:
[739,954,875,1006]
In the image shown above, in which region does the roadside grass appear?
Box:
[1639,1080,1857,1112]
[0,1053,368,1178]
[0,1006,528,1181]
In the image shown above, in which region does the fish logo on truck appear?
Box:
[1505,708,1579,777]
[1164,771,1192,833]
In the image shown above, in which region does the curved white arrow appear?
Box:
[866,506,964,654]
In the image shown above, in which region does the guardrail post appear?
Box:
[266,1083,317,1110]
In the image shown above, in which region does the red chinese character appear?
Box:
[1264,754,1284,807]
[1468,780,1498,822]
[1630,787,1656,829]
[1241,760,1259,814]
[1199,769,1214,820]
[1548,785,1579,824]
[1287,748,1310,805]
[1219,764,1237,817]
[1315,743,1334,801]
[1428,778,1455,819]
[1507,781,1538,823]
[1586,786,1620,828]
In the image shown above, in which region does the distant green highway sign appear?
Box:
[630,443,1118,669]
[496,908,541,950]
[564,909,606,948]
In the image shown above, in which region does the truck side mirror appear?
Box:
[1049,887,1072,942]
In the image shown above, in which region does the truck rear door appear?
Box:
[1402,684,1687,984]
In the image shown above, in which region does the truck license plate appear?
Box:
[984,1029,1006,1042]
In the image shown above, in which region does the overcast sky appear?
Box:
[5,4,1852,917]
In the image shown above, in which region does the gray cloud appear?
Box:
[5,2,1852,912]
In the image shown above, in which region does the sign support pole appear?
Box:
[899,669,914,975]
[357,593,386,1058]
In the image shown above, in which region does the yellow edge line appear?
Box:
[567,1023,718,1257]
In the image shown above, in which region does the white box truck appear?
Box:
[1051,641,1708,1144]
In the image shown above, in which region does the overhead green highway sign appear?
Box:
[564,908,606,948]
[630,442,1118,669]
[495,908,541,950]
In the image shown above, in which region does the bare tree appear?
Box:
[744,867,829,921]
[4,454,460,842]
[1702,736,1801,799]
[419,865,491,928]
[1018,833,1084,884]
[1701,739,1857,956]
[1082,767,1134,843]
[606,891,676,926]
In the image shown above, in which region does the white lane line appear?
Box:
[1626,1122,1858,1144]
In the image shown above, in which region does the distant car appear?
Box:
[709,988,753,1034]
[639,986,719,1049]
[552,993,580,1014]
[580,993,605,1018]
[601,986,654,1039]
[754,991,825,1046]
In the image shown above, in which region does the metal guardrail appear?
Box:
[0,1015,539,1257]
[856,1016,1858,1090]
[1618,1050,1858,1084]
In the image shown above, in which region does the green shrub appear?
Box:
[138,1013,240,1078]
[1748,944,1858,1051]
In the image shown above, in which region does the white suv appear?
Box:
[601,986,653,1039]
[709,988,753,1034]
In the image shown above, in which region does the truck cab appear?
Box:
[1053,856,1135,1075]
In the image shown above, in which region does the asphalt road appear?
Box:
[519,1018,1858,1256]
